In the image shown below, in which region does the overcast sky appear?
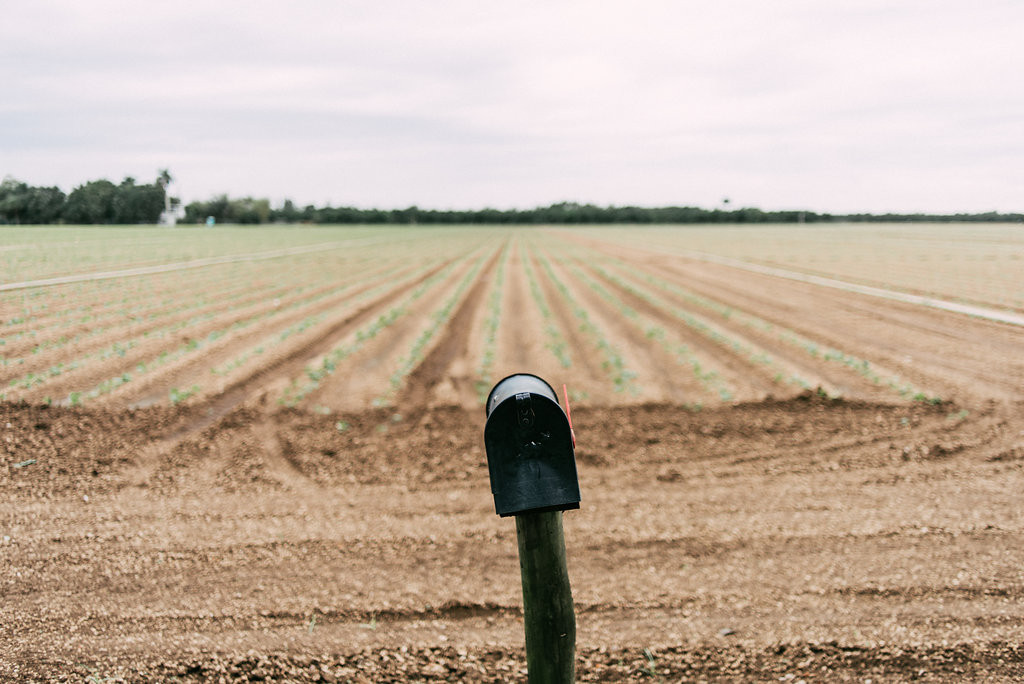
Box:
[3,1,1022,213]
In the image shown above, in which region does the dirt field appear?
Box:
[3,226,1024,681]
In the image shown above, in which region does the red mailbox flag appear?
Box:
[563,384,576,449]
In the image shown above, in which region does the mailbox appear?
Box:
[484,373,580,517]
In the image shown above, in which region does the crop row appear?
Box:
[562,258,736,404]
[529,247,639,395]
[3,258,256,326]
[2,260,409,404]
[0,250,374,338]
[0,225,389,283]
[521,245,572,370]
[278,253,480,407]
[4,228,510,408]
[378,252,491,405]
[603,259,932,401]
[199,261,426,406]
[0,260,305,365]
[565,224,1024,313]
[96,262,414,406]
[527,232,822,401]
[473,241,512,404]
[0,225,463,338]
[1,272,283,369]
[550,233,939,402]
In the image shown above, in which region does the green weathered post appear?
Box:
[516,511,576,682]
[484,374,580,684]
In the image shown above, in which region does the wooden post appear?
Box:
[515,510,575,683]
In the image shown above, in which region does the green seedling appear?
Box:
[282,258,465,406]
[169,384,200,405]
[522,251,572,368]
[533,250,638,394]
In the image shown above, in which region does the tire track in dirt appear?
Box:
[18,602,523,634]
[7,394,1024,679]
[397,245,504,409]
[249,419,323,495]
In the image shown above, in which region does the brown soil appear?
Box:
[494,239,570,389]
[3,230,1024,681]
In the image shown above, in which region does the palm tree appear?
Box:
[157,169,173,213]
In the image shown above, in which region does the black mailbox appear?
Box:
[484,373,580,517]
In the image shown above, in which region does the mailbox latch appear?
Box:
[515,392,535,429]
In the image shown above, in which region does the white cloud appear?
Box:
[2,0,1023,212]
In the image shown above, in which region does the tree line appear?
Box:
[3,174,1022,225]
[184,199,1024,225]
[0,172,171,225]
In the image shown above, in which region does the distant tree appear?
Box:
[63,179,117,224]
[0,177,65,224]
[229,197,271,224]
[184,194,230,223]
[0,177,30,223]
[62,185,1021,226]
[112,176,165,223]
[392,206,419,224]
[182,201,204,224]
[273,198,301,223]
[183,194,270,224]
[63,176,162,224]
[24,185,66,224]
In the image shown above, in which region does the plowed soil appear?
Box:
[3,228,1024,681]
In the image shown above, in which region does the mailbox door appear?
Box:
[484,392,580,517]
